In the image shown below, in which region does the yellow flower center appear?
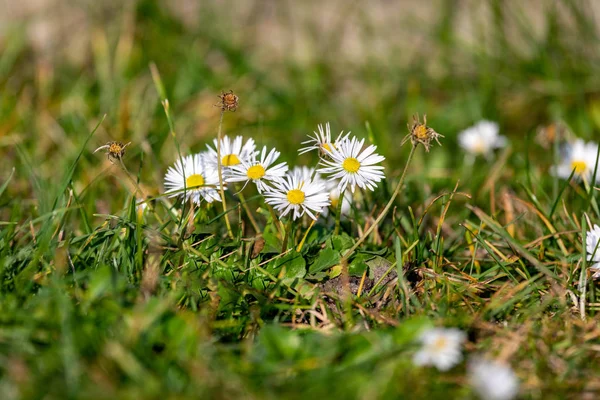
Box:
[342,157,361,173]
[247,165,266,180]
[222,154,240,166]
[287,189,305,205]
[414,125,428,140]
[571,160,587,174]
[186,174,205,188]
[322,143,333,152]
[433,337,448,351]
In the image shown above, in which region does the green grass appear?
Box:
[1,0,600,398]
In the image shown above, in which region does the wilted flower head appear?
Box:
[587,224,600,279]
[402,114,443,152]
[94,141,131,161]
[413,327,466,371]
[458,120,506,156]
[216,90,239,112]
[555,139,600,182]
[468,358,519,400]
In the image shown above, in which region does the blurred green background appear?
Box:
[2,1,600,398]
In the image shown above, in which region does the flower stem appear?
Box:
[341,144,418,263]
[216,111,233,239]
[281,219,292,253]
[237,189,260,234]
[296,215,319,252]
[334,188,346,235]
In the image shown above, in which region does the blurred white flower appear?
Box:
[468,358,519,400]
[326,180,352,216]
[298,122,350,156]
[226,146,288,193]
[206,135,257,168]
[164,154,221,205]
[413,327,466,371]
[264,173,330,220]
[318,136,385,193]
[290,166,321,183]
[555,139,600,182]
[458,120,506,156]
[587,224,600,278]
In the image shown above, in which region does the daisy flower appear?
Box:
[555,139,600,182]
[226,146,288,193]
[587,224,600,278]
[412,327,466,371]
[458,120,507,156]
[318,136,385,193]
[468,358,519,400]
[264,173,330,220]
[298,122,350,156]
[164,154,221,204]
[206,135,257,169]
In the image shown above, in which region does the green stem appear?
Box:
[216,111,234,239]
[237,189,260,234]
[341,144,418,262]
[334,188,346,235]
[281,219,292,253]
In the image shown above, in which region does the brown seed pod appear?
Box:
[216,90,239,112]
[94,141,131,161]
[402,114,443,152]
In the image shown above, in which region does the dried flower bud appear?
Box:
[402,114,443,152]
[216,90,239,112]
[94,141,131,161]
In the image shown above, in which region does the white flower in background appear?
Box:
[164,154,221,204]
[318,136,385,193]
[226,146,288,192]
[290,165,322,183]
[555,139,600,182]
[468,358,519,400]
[326,179,352,216]
[206,135,257,168]
[264,173,330,220]
[412,327,466,371]
[587,224,600,278]
[458,120,507,156]
[298,122,350,156]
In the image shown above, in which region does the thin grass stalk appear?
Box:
[341,144,417,262]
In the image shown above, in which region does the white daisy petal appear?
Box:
[226,146,288,193]
[554,139,600,182]
[412,327,466,371]
[468,358,519,400]
[264,173,330,221]
[206,135,257,169]
[164,153,222,205]
[458,120,507,156]
[318,135,385,193]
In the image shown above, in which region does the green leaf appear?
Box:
[348,253,368,276]
[309,247,340,274]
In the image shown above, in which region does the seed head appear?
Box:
[216,90,239,112]
[94,141,131,161]
[402,114,443,152]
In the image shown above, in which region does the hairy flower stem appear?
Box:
[216,111,234,239]
[334,188,346,235]
[341,144,417,262]
[237,189,260,234]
